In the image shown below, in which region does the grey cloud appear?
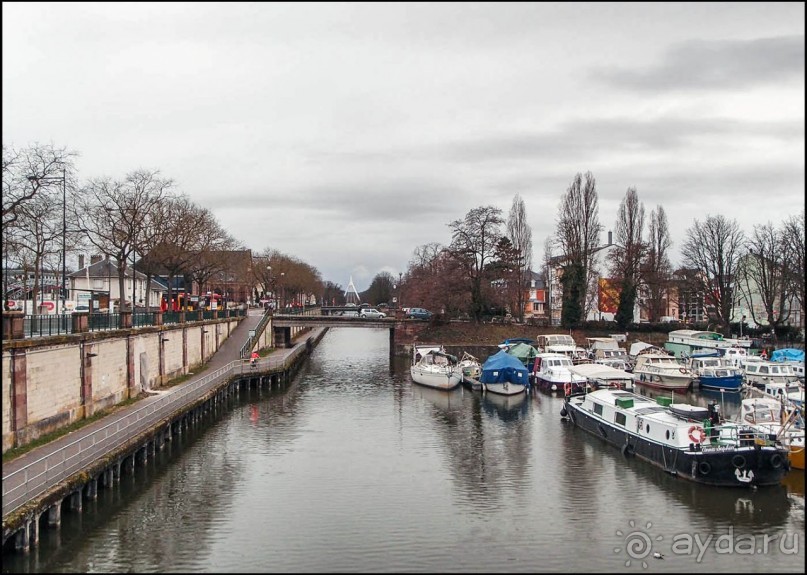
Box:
[596,35,804,92]
[440,116,803,163]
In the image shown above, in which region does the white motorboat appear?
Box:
[744,360,801,389]
[664,329,752,359]
[569,362,634,391]
[738,395,805,470]
[632,353,694,391]
[531,352,588,393]
[410,344,462,391]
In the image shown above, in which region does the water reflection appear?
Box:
[3,329,802,573]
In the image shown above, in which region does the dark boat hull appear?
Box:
[563,396,790,487]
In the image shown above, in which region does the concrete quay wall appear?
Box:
[1,318,240,454]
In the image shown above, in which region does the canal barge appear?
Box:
[560,388,791,487]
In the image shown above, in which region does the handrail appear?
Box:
[239,308,273,358]
[1,349,297,518]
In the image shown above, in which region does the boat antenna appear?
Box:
[720,387,725,419]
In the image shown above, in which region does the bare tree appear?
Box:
[781,210,805,329]
[739,222,792,329]
[506,193,533,322]
[3,143,77,227]
[555,172,602,326]
[608,187,645,327]
[75,170,173,311]
[681,215,745,335]
[642,206,673,322]
[11,190,63,315]
[446,206,504,322]
[149,196,227,308]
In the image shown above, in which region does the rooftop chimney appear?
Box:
[608,231,613,245]
[78,255,85,270]
[90,254,103,265]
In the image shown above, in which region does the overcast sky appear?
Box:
[3,2,804,292]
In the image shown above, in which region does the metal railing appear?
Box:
[13,309,248,339]
[2,348,302,518]
[239,308,274,359]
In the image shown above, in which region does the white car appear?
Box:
[360,308,386,319]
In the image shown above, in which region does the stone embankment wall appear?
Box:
[2,318,239,453]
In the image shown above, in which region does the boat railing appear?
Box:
[715,422,779,447]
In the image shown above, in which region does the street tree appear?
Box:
[446,206,504,322]
[506,193,533,322]
[642,206,673,322]
[555,171,602,327]
[681,215,745,336]
[2,143,77,227]
[75,169,173,311]
[780,210,805,324]
[739,222,792,329]
[609,187,645,328]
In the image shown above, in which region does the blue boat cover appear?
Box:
[770,348,805,363]
[480,349,530,384]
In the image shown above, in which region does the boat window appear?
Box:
[594,403,603,416]
[615,412,627,426]
[646,424,650,433]
[665,430,670,440]
[760,366,768,374]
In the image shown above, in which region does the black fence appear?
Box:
[17,309,247,339]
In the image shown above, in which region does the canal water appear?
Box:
[4,328,804,573]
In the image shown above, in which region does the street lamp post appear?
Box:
[27,168,67,315]
[280,272,285,312]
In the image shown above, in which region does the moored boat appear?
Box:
[664,329,752,359]
[480,349,529,396]
[744,360,801,389]
[760,381,805,409]
[688,353,744,392]
[738,395,805,470]
[531,352,588,393]
[561,388,791,487]
[632,353,694,391]
[569,362,634,391]
[457,351,483,390]
[410,344,462,390]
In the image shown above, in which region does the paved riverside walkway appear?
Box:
[2,309,321,520]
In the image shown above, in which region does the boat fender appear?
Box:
[732,455,747,469]
[698,461,711,475]
[621,443,634,457]
[770,453,783,469]
[563,383,571,396]
[560,407,568,418]
[688,425,706,444]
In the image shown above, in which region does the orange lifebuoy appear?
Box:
[679,367,688,374]
[688,425,706,444]
[564,383,572,396]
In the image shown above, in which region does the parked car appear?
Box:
[406,307,432,320]
[360,308,386,319]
